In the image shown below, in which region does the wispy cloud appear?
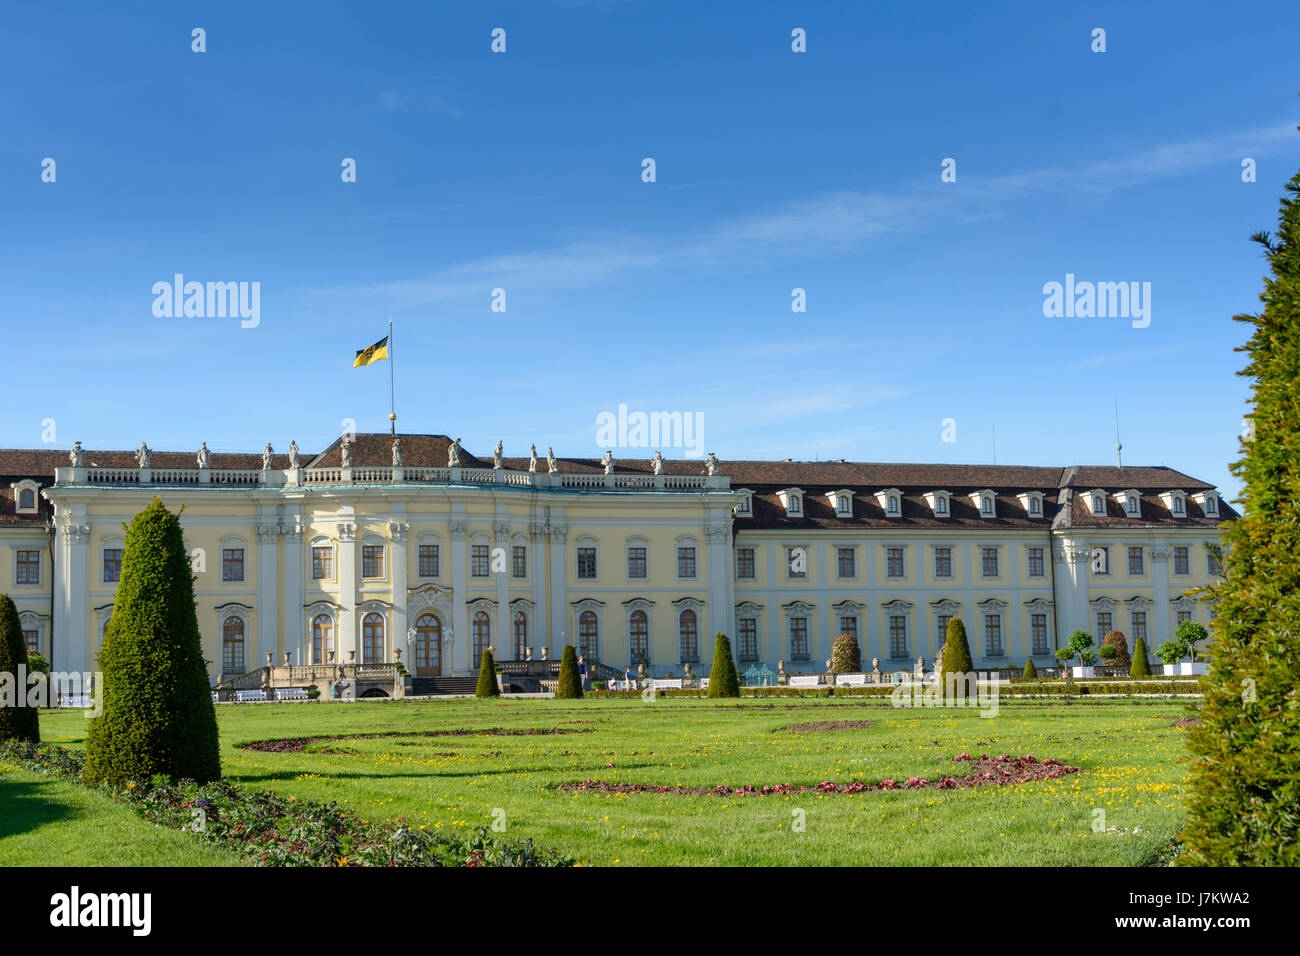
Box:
[1065,344,1193,371]
[377,89,461,117]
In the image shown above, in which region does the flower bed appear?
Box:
[779,720,874,733]
[239,726,595,753]
[0,739,572,867]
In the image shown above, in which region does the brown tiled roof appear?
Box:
[307,434,490,469]
[0,483,52,528]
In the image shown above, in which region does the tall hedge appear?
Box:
[475,649,500,698]
[939,618,974,698]
[84,499,220,786]
[1181,161,1300,866]
[1022,658,1037,680]
[706,633,740,698]
[0,594,40,743]
[556,644,583,699]
[1130,637,1152,677]
[1102,630,1131,667]
[830,632,861,674]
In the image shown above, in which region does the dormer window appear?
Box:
[1112,489,1141,516]
[873,488,902,518]
[923,491,951,518]
[1088,490,1108,518]
[11,481,40,515]
[777,488,805,517]
[734,488,753,517]
[969,490,996,518]
[1017,491,1045,518]
[1193,491,1219,517]
[825,489,854,518]
[1160,490,1187,518]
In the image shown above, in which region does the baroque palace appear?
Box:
[0,433,1230,683]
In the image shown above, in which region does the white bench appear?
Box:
[60,694,92,708]
[835,673,868,687]
[210,691,219,703]
[275,687,309,701]
[699,678,710,690]
[608,680,635,692]
[235,689,267,703]
[789,675,822,688]
[650,678,682,690]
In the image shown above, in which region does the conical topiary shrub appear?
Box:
[84,498,220,786]
[1102,630,1131,667]
[1022,657,1038,680]
[476,649,500,698]
[939,617,975,698]
[0,594,40,743]
[830,632,861,674]
[556,644,583,699]
[706,633,740,698]
[1130,637,1152,677]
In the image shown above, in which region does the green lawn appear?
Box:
[0,764,245,866]
[25,696,1197,866]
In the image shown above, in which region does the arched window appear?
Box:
[362,612,385,664]
[629,610,649,664]
[472,611,491,663]
[413,613,441,674]
[578,610,599,661]
[312,614,334,664]
[513,611,528,660]
[18,488,35,510]
[222,617,245,674]
[679,609,698,663]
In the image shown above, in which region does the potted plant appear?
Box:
[1155,638,1188,676]
[1054,647,1074,678]
[1064,629,1097,678]
[1173,620,1209,675]
[1098,643,1118,672]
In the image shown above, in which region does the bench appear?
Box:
[835,673,868,687]
[60,694,92,708]
[235,689,267,703]
[211,691,219,703]
[607,680,635,692]
[650,678,682,690]
[275,687,309,701]
[788,675,822,688]
[699,678,709,690]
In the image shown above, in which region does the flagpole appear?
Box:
[388,315,396,436]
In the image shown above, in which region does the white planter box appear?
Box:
[1071,666,1096,678]
[1176,662,1206,676]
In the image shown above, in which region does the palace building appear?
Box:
[0,434,1230,683]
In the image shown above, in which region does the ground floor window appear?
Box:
[737,617,757,662]
[222,617,246,674]
[514,612,528,660]
[473,612,492,663]
[679,610,699,663]
[629,610,649,663]
[1031,613,1048,654]
[984,614,1002,656]
[889,615,908,659]
[789,617,808,661]
[362,612,385,664]
[312,614,334,664]
[578,610,599,662]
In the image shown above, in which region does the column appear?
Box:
[256,522,279,667]
[547,521,568,658]
[56,519,91,674]
[337,520,357,663]
[766,543,780,665]
[1151,544,1172,649]
[450,518,469,675]
[282,517,304,664]
[863,541,876,663]
[389,518,409,664]
[493,521,511,658]
[705,522,734,645]
[530,522,547,654]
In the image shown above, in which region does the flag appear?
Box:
[353,336,389,368]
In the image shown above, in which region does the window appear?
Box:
[23,629,39,654]
[1031,614,1048,654]
[512,545,527,578]
[737,618,758,662]
[1172,497,1185,515]
[311,615,334,663]
[889,616,909,659]
[1096,612,1112,640]
[472,611,491,662]
[934,547,952,578]
[1207,550,1223,576]
[362,612,384,663]
[787,494,801,514]
[837,548,856,579]
[15,550,39,585]
[735,548,755,579]
[789,617,809,660]
[222,548,244,583]
[677,546,696,578]
[980,547,999,578]
[514,612,528,659]
[1131,612,1147,643]
[471,544,490,577]
[1176,610,1193,626]
[1092,493,1106,516]
[981,496,994,516]
[1128,547,1144,576]
[418,544,439,578]
[1203,496,1218,517]
[886,547,904,579]
[103,548,122,584]
[1028,496,1042,516]
[312,546,334,581]
[937,614,953,644]
[222,617,245,674]
[629,610,649,663]
[735,494,751,516]
[839,616,858,641]
[1173,546,1190,575]
[362,545,384,579]
[984,615,1003,656]
[1092,547,1110,575]
[1126,496,1140,516]
[839,494,854,515]
[1027,547,1045,577]
[18,488,35,510]
[679,610,699,663]
[935,495,949,516]
[627,546,647,579]
[578,610,598,661]
[576,547,596,579]
[886,495,899,516]
[786,547,805,579]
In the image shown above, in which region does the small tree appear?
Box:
[1064,629,1095,668]
[830,632,861,674]
[556,644,583,699]
[1129,637,1152,677]
[939,618,974,698]
[1022,658,1038,680]
[0,594,40,743]
[1098,644,1118,663]
[706,633,740,698]
[1174,620,1209,663]
[1101,629,1131,667]
[475,649,500,698]
[1156,639,1188,668]
[25,652,50,676]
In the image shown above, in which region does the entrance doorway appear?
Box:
[413,614,442,676]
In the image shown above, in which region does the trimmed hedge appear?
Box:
[1130,637,1152,677]
[1102,630,1131,667]
[1022,658,1038,680]
[830,632,861,674]
[556,645,583,699]
[0,593,40,743]
[584,678,1204,700]
[83,498,220,786]
[706,633,740,698]
[475,650,500,698]
[939,617,974,698]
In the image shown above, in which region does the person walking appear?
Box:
[578,653,589,691]
[624,664,634,692]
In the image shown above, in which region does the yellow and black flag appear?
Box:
[353,335,389,368]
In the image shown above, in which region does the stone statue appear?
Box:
[448,438,462,468]
[547,446,558,475]
[539,645,549,661]
[69,441,84,467]
[262,443,274,470]
[288,440,300,468]
[392,437,403,468]
[135,442,151,468]
[652,450,664,475]
[529,444,538,472]
[340,440,352,468]
[705,452,719,476]
[197,442,211,468]
[602,450,615,474]
[493,440,504,469]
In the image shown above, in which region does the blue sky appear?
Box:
[3,1,1298,501]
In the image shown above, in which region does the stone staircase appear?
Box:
[409,676,481,696]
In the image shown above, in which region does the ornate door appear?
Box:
[413,614,442,676]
